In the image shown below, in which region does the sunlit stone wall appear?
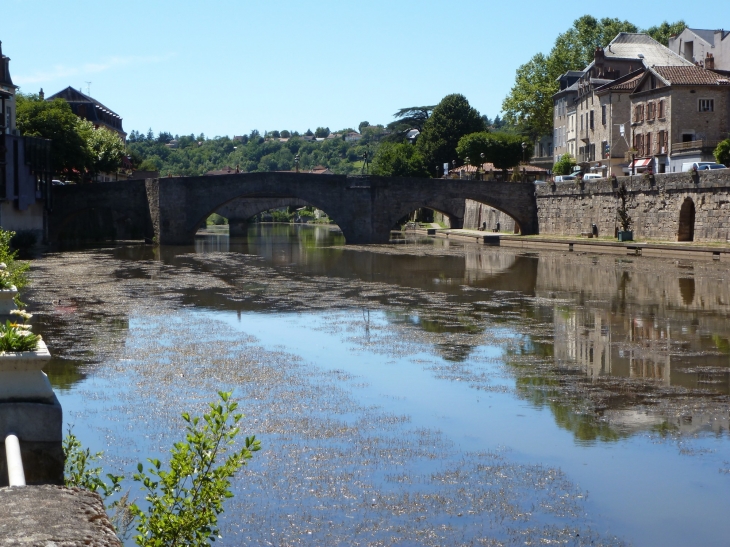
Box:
[463,200,516,232]
[535,171,730,241]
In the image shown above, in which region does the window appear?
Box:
[647,102,656,120]
[699,99,714,112]
[590,110,594,130]
[646,132,652,155]
[658,131,666,154]
[602,105,606,125]
[634,104,644,122]
[658,99,665,118]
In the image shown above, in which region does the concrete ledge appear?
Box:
[0,485,121,546]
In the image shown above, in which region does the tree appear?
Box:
[645,20,687,46]
[280,130,291,138]
[714,139,730,166]
[358,121,370,134]
[131,392,260,547]
[86,124,126,176]
[269,130,281,139]
[457,132,527,178]
[304,128,314,137]
[502,15,638,138]
[314,127,330,138]
[371,142,429,177]
[386,106,435,141]
[416,94,486,169]
[15,94,92,179]
[553,153,577,175]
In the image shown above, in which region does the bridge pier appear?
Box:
[227,218,249,237]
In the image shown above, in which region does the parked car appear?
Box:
[554,175,577,182]
[681,162,724,172]
[582,173,603,180]
[51,179,65,186]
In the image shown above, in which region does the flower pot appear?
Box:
[618,230,633,242]
[0,339,54,403]
[0,286,18,315]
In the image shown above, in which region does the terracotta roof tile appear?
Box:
[653,65,730,86]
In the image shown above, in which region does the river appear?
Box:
[28,224,730,546]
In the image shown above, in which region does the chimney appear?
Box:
[39,88,44,100]
[705,53,715,70]
[595,47,605,67]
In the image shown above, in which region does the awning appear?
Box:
[628,158,652,169]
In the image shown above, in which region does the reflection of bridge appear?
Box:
[49,173,538,245]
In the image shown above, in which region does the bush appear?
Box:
[714,139,730,166]
[553,153,576,175]
[206,213,228,226]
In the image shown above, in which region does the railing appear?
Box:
[672,140,721,153]
[5,433,26,486]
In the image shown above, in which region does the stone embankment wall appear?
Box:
[535,170,730,241]
[463,200,516,232]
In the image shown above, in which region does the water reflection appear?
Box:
[34,226,730,438]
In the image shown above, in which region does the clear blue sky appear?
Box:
[1,0,721,138]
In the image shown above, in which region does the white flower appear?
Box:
[10,310,32,321]
[0,263,6,270]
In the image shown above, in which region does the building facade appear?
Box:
[669,28,730,71]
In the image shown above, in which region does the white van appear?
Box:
[582,173,603,180]
[681,162,722,172]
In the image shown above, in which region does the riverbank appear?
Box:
[417,228,730,260]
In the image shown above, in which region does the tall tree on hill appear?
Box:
[416,94,485,169]
[386,105,435,141]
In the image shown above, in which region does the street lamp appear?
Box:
[521,141,527,164]
[294,154,300,173]
[630,122,638,176]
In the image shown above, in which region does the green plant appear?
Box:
[714,139,730,166]
[553,153,576,175]
[0,229,30,293]
[0,312,40,352]
[616,183,632,231]
[130,391,260,546]
[63,429,123,497]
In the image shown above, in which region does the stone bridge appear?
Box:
[49,173,539,245]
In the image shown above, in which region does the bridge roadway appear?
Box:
[49,173,538,245]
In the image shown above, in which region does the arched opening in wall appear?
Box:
[462,200,521,234]
[677,198,695,242]
[193,196,345,243]
[392,207,454,231]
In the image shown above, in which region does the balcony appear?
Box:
[672,139,721,154]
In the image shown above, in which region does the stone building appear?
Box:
[552,33,695,177]
[0,40,52,240]
[669,28,730,71]
[629,65,730,172]
[46,86,126,140]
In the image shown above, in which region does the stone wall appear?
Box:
[535,170,730,241]
[463,200,516,232]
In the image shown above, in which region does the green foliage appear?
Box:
[457,132,527,175]
[206,213,228,226]
[553,153,577,175]
[0,228,30,293]
[714,139,730,166]
[385,106,435,141]
[616,184,632,231]
[86,123,126,175]
[131,391,260,546]
[0,314,40,352]
[314,127,330,138]
[63,429,123,497]
[645,20,687,46]
[16,94,92,180]
[371,142,430,177]
[502,15,637,137]
[416,94,486,169]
